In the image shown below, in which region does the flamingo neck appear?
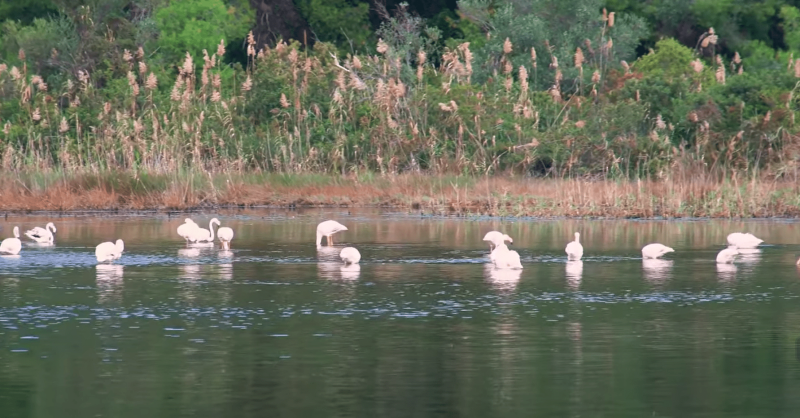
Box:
[209,220,217,241]
[316,231,323,247]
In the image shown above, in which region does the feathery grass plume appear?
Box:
[688,111,699,123]
[32,108,41,121]
[690,59,704,73]
[136,46,144,60]
[18,49,25,61]
[794,59,800,78]
[353,55,362,70]
[575,120,585,128]
[602,8,608,22]
[211,90,221,102]
[656,114,666,130]
[123,49,133,62]
[548,85,562,102]
[503,38,513,54]
[0,63,6,74]
[550,55,559,69]
[241,76,252,92]
[217,39,226,57]
[377,39,388,54]
[591,70,600,84]
[530,47,537,68]
[608,12,615,27]
[574,47,584,68]
[182,52,194,75]
[733,52,741,64]
[519,66,529,92]
[716,61,726,84]
[247,31,255,46]
[138,61,147,76]
[606,38,613,51]
[504,76,513,92]
[9,66,21,80]
[335,71,346,90]
[621,60,630,74]
[635,90,640,101]
[212,74,221,89]
[280,93,290,108]
[438,102,453,112]
[59,117,68,133]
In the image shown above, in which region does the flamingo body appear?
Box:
[96,239,124,263]
[190,218,220,243]
[726,232,763,249]
[716,245,739,264]
[177,219,198,242]
[491,243,523,269]
[0,226,22,255]
[642,243,675,259]
[217,226,234,250]
[566,232,583,261]
[316,220,348,247]
[340,247,361,265]
[25,222,56,244]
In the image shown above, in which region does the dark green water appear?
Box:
[1,210,800,418]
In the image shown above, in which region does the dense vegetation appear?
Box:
[2,0,800,181]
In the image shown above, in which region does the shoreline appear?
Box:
[2,172,800,219]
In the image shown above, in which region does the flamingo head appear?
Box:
[115,239,125,252]
[47,222,57,232]
[13,226,19,238]
[503,234,513,244]
[574,232,581,242]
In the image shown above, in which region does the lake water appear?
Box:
[1,210,800,417]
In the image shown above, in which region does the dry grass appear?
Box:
[2,171,799,218]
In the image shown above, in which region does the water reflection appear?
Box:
[96,264,123,304]
[181,264,202,280]
[219,250,233,259]
[340,264,361,280]
[318,261,360,280]
[642,259,673,283]
[566,261,583,290]
[316,246,341,262]
[737,248,762,264]
[716,263,738,280]
[218,263,233,280]
[178,248,201,258]
[484,264,521,290]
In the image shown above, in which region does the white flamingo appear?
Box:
[96,239,124,263]
[726,232,763,249]
[641,243,674,259]
[565,232,583,261]
[190,218,221,243]
[177,218,198,242]
[491,244,523,269]
[0,226,22,255]
[483,231,513,262]
[316,220,348,247]
[482,231,512,251]
[216,223,234,250]
[716,245,739,264]
[25,222,57,244]
[340,247,361,265]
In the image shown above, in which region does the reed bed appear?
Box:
[1,10,800,216]
[1,171,798,218]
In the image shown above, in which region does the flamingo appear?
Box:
[316,220,348,247]
[491,243,523,269]
[96,239,124,263]
[177,218,198,242]
[482,231,512,251]
[0,226,22,255]
[565,232,583,261]
[641,243,674,259]
[716,245,739,264]
[726,232,763,249]
[216,223,234,250]
[190,218,221,243]
[340,247,361,265]
[25,222,57,244]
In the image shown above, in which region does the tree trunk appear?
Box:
[249,0,314,49]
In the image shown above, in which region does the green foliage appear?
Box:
[154,0,252,65]
[0,0,58,25]
[296,0,372,53]
[633,39,695,81]
[376,2,443,68]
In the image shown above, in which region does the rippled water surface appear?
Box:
[2,210,800,417]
